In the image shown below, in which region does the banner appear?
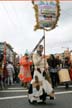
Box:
[32,0,60,31]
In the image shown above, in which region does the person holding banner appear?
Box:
[32,45,55,102]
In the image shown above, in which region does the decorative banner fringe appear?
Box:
[32,0,60,31]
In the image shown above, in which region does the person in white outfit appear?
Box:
[6,61,15,86]
[32,45,55,100]
[28,75,47,103]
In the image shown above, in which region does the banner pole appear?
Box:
[43,29,46,69]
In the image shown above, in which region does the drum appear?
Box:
[58,69,71,83]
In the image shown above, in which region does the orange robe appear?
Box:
[19,56,32,83]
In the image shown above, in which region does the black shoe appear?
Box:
[32,100,37,104]
[65,84,69,89]
[50,96,55,100]
[37,101,46,104]
[28,99,37,104]
[42,101,46,104]
[28,99,32,104]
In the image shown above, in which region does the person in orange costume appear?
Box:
[19,53,32,87]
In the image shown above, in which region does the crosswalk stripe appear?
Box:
[0,89,28,92]
[8,87,25,90]
[0,90,72,100]
[0,95,28,100]
[57,85,72,88]
[0,85,72,93]
[55,90,72,94]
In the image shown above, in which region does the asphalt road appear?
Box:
[0,84,72,108]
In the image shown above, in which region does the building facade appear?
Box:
[0,42,17,64]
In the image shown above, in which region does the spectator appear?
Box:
[6,61,15,86]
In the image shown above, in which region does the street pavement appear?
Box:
[0,84,72,108]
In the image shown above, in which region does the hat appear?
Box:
[24,53,28,56]
[39,45,43,49]
[37,45,43,51]
[24,49,29,56]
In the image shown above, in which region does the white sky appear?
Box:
[0,1,72,55]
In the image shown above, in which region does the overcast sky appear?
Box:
[0,1,72,55]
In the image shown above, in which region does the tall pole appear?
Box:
[43,29,46,69]
[43,29,45,58]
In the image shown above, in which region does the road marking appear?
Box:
[8,87,25,90]
[0,95,28,100]
[0,90,28,92]
[57,85,72,88]
[7,85,72,90]
[55,91,72,94]
[0,90,72,100]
